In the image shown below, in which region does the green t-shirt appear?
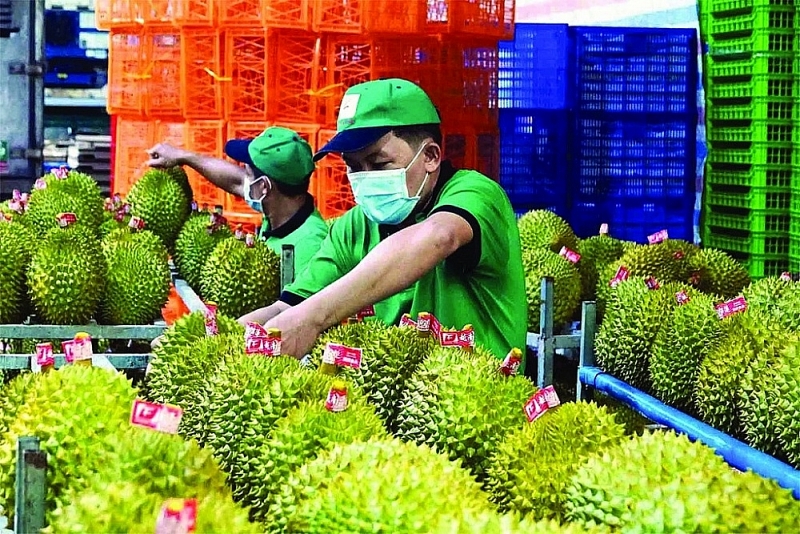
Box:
[258,194,330,278]
[281,163,528,359]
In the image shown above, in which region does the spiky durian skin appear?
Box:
[165,165,195,204]
[99,240,171,325]
[576,234,626,301]
[565,430,800,532]
[200,237,281,320]
[23,171,104,238]
[0,372,38,436]
[126,168,191,250]
[174,213,233,293]
[690,247,751,298]
[147,309,244,369]
[308,322,435,432]
[47,482,258,534]
[395,346,537,482]
[286,438,494,534]
[592,392,652,436]
[774,281,800,332]
[103,227,169,263]
[485,401,626,521]
[517,209,579,254]
[650,292,723,413]
[523,249,582,331]
[98,214,128,238]
[772,343,800,468]
[0,366,138,520]
[430,511,599,534]
[200,356,338,501]
[249,400,389,529]
[0,222,34,323]
[27,225,105,325]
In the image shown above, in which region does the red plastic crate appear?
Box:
[426,0,515,39]
[224,28,269,121]
[268,30,323,123]
[181,29,224,119]
[314,129,355,219]
[313,0,426,34]
[263,0,313,30]
[107,30,145,115]
[185,120,227,208]
[218,0,261,27]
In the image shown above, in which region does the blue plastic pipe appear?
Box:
[579,366,800,499]
[173,279,208,314]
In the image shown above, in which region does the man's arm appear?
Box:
[146,143,246,197]
[237,301,291,326]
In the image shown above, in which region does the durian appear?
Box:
[689,248,751,298]
[23,171,104,237]
[0,222,34,323]
[174,213,233,293]
[126,168,191,250]
[576,234,626,301]
[522,249,582,331]
[103,227,169,263]
[517,210,578,254]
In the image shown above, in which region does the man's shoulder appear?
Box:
[436,168,511,210]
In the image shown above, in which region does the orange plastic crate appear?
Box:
[94,0,136,30]
[107,30,145,115]
[268,30,323,123]
[112,116,155,196]
[218,0,261,27]
[144,28,182,117]
[223,212,260,235]
[314,129,355,219]
[185,120,228,207]
[263,0,313,30]
[426,0,514,40]
[153,120,186,148]
[224,121,270,217]
[313,0,426,34]
[181,29,224,119]
[224,28,269,121]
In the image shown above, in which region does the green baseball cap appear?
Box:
[314,78,441,162]
[225,126,315,185]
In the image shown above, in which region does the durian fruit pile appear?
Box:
[0,168,182,327]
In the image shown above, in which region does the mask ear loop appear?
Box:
[261,177,272,201]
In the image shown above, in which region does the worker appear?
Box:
[238,78,527,360]
[145,126,329,269]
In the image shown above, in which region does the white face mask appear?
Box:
[347,143,430,225]
[243,174,270,214]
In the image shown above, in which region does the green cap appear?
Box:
[224,126,315,185]
[314,78,441,161]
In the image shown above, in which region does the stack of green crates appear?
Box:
[700,0,798,278]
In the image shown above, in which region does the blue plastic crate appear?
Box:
[570,197,694,242]
[499,23,571,110]
[572,26,699,114]
[499,108,570,215]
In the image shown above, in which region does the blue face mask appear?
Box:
[244,174,269,214]
[347,144,429,225]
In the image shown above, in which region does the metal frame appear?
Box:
[14,437,46,534]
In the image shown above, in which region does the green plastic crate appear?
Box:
[708,74,797,99]
[740,253,790,278]
[708,119,798,143]
[705,205,790,233]
[702,0,795,16]
[707,96,796,121]
[707,30,797,55]
[704,231,790,255]
[789,209,800,236]
[705,163,796,188]
[709,6,794,35]
[705,182,791,210]
[789,192,800,212]
[707,54,795,77]
[708,141,796,166]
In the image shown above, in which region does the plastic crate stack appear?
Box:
[700,0,798,278]
[569,27,699,242]
[94,0,510,227]
[499,24,572,217]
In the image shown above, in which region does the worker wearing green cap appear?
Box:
[239,78,527,362]
[146,126,329,271]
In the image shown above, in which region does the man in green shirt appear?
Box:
[146,126,329,268]
[239,79,527,361]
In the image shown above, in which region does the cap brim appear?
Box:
[224,139,255,167]
[313,126,393,162]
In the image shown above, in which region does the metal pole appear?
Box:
[576,300,597,401]
[280,245,295,292]
[536,277,555,388]
[14,437,46,534]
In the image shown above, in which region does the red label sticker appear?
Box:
[356,305,375,319]
[523,385,561,423]
[500,349,522,376]
[204,303,218,336]
[234,226,244,239]
[12,189,21,201]
[245,233,255,247]
[599,223,609,235]
[322,343,363,369]
[430,314,443,343]
[609,265,630,288]
[56,213,77,227]
[715,296,748,320]
[645,277,660,290]
[441,326,475,349]
[647,229,669,244]
[35,343,54,367]
[675,291,690,305]
[130,399,183,434]
[399,314,417,328]
[34,178,47,190]
[73,336,92,361]
[416,314,431,334]
[155,498,198,534]
[559,246,581,264]
[244,323,281,356]
[61,340,76,363]
[128,216,146,230]
[781,272,793,282]
[325,385,348,413]
[673,250,685,260]
[52,166,69,179]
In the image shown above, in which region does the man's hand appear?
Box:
[263,304,325,359]
[146,143,189,168]
[237,301,292,327]
[150,335,165,350]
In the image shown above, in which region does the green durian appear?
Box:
[200,236,281,320]
[0,222,34,323]
[430,511,598,534]
[103,227,169,263]
[23,172,104,237]
[126,168,191,250]
[742,276,793,317]
[650,292,724,413]
[774,281,800,332]
[286,438,494,534]
[99,239,171,325]
[576,234,626,301]
[592,392,652,435]
[690,247,751,298]
[395,346,537,482]
[517,209,578,254]
[174,212,233,293]
[0,371,37,436]
[773,342,800,467]
[27,224,105,324]
[308,322,435,432]
[165,165,194,204]
[523,249,582,331]
[565,430,800,532]
[250,399,389,529]
[485,401,626,521]
[98,213,129,238]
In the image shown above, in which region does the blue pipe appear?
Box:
[173,279,208,314]
[579,366,800,500]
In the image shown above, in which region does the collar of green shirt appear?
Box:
[259,193,316,240]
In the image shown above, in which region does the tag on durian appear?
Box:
[524,385,560,423]
[60,340,76,364]
[323,342,363,369]
[441,325,475,350]
[52,166,69,179]
[609,266,629,288]
[715,296,747,320]
[356,305,375,320]
[645,277,660,290]
[399,314,417,328]
[781,272,793,282]
[599,223,609,235]
[244,323,281,356]
[559,246,581,264]
[203,303,218,336]
[155,497,197,534]
[647,229,669,244]
[33,343,54,373]
[131,399,183,434]
[675,291,690,305]
[128,216,146,230]
[500,348,522,376]
[325,380,349,413]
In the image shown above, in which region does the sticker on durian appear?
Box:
[56,213,77,227]
[245,233,256,247]
[155,498,197,534]
[325,380,349,413]
[441,325,475,350]
[647,229,669,244]
[781,272,793,282]
[33,342,54,373]
[323,342,363,369]
[204,303,218,336]
[72,333,93,363]
[12,190,21,201]
[645,277,660,290]
[559,246,581,264]
[130,399,183,434]
[52,166,69,179]
[673,250,685,260]
[609,266,629,288]
[355,305,375,320]
[715,296,747,320]
[675,291,690,305]
[34,178,47,190]
[399,314,417,328]
[599,223,609,235]
[524,385,560,423]
[500,348,523,376]
[128,216,146,230]
[60,340,76,364]
[416,313,432,336]
[234,225,244,239]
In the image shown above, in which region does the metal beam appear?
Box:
[0,324,165,339]
[0,354,152,370]
[14,437,46,534]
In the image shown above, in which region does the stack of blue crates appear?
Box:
[499,24,699,243]
[45,8,108,88]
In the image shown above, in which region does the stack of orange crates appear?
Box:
[96,0,512,223]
